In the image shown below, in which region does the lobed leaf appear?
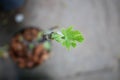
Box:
[51,26,84,49]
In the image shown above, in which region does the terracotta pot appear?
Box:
[9,27,51,68]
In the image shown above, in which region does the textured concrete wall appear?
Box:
[20,0,120,79]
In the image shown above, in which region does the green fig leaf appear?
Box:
[51,26,84,49]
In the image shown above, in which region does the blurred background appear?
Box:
[0,0,120,80]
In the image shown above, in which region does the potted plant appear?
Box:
[0,26,84,68]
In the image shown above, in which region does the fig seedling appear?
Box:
[51,26,84,49]
[0,26,84,68]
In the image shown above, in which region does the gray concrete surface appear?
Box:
[0,0,120,80]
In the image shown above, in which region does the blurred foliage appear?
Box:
[51,26,84,49]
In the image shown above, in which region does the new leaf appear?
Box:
[51,26,84,49]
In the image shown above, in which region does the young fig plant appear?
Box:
[0,26,84,69]
[50,26,84,49]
